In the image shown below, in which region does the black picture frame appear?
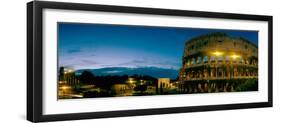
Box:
[27,1,273,122]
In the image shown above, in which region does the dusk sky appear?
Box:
[58,22,258,70]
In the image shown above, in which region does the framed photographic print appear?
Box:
[27,1,273,122]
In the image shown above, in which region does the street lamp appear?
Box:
[212,51,223,79]
[231,54,240,59]
[212,51,223,56]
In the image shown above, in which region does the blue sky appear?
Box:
[58,22,258,70]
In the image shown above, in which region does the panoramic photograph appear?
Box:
[57,22,258,99]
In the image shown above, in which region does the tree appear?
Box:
[236,79,258,91]
[134,85,147,94]
[79,71,95,84]
[159,83,163,94]
[58,67,64,81]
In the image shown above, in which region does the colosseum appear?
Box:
[178,32,258,93]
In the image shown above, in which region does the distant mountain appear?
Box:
[76,67,179,80]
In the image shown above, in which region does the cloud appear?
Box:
[118,59,147,66]
[81,59,99,65]
[101,64,116,67]
[152,61,181,69]
[153,61,180,66]
[103,70,123,74]
[132,60,146,63]
[114,59,179,69]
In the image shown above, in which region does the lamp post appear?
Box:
[212,51,224,79]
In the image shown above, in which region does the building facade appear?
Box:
[158,78,171,88]
[178,33,258,93]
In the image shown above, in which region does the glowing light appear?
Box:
[212,51,223,56]
[61,86,70,90]
[64,68,74,74]
[231,54,240,59]
[127,77,135,84]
